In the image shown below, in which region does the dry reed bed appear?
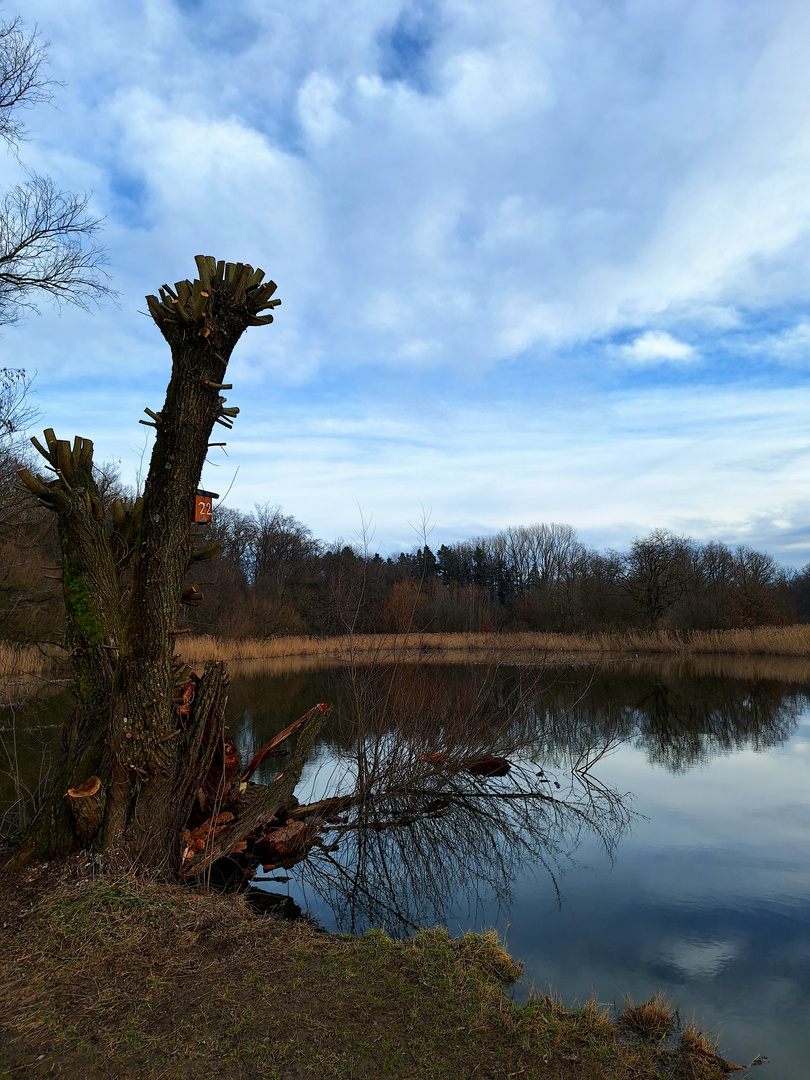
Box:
[4,626,810,684]
[0,642,64,695]
[177,625,810,665]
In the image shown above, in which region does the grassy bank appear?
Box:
[176,625,810,666]
[0,862,744,1080]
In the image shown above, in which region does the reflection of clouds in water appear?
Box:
[593,735,810,862]
[657,938,738,980]
[296,742,350,802]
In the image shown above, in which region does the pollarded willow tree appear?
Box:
[11,257,328,876]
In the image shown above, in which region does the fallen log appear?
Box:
[419,752,512,777]
[287,794,357,822]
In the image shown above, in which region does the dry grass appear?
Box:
[4,625,810,683]
[619,993,674,1041]
[0,642,52,683]
[0,864,739,1080]
[175,624,810,667]
[681,1022,722,1056]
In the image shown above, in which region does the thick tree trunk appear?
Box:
[9,257,304,877]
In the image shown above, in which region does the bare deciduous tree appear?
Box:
[620,529,694,627]
[0,365,33,445]
[0,9,112,324]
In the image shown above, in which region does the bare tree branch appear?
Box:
[0,173,113,322]
[0,14,53,152]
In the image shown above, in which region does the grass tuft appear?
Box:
[619,993,674,1041]
[680,1020,719,1055]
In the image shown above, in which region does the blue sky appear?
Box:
[3,0,810,561]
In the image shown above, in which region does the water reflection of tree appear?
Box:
[286,663,633,936]
[222,660,808,930]
[231,663,805,784]
[530,666,804,773]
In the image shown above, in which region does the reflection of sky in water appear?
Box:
[658,939,739,980]
[232,667,810,1077]
[499,727,810,1076]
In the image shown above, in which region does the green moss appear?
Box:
[62,563,105,647]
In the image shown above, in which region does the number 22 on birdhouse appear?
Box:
[194,489,218,524]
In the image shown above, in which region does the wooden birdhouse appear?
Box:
[194,489,218,524]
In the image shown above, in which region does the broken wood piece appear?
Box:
[180,810,236,861]
[419,752,449,766]
[241,703,328,783]
[197,736,241,811]
[419,751,511,776]
[66,775,106,844]
[252,820,315,861]
[176,679,195,716]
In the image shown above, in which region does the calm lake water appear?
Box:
[3,656,807,1074]
[226,657,810,1076]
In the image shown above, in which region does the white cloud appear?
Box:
[19,0,810,373]
[441,43,554,130]
[749,321,810,364]
[615,331,698,367]
[297,73,344,147]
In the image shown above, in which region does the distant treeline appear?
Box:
[189,511,810,637]
[3,451,810,642]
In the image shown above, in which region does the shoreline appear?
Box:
[176,625,810,663]
[5,625,810,687]
[0,862,744,1079]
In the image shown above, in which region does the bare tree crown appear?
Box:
[0,9,113,324]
